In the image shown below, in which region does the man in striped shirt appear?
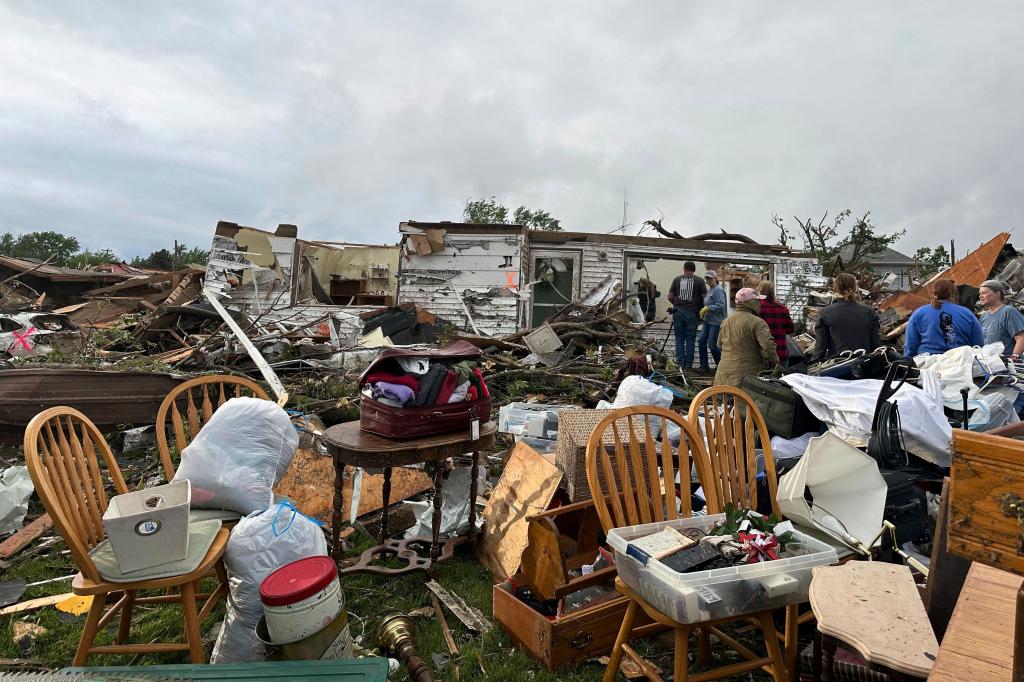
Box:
[668,261,707,370]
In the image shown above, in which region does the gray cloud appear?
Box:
[0,1,1020,259]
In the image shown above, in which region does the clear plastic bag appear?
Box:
[172,397,298,514]
[211,502,328,664]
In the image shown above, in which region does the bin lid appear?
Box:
[260,556,338,607]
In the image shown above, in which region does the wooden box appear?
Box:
[493,578,658,670]
[555,410,652,502]
[948,430,1024,575]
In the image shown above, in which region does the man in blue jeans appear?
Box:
[698,270,727,371]
[668,261,707,370]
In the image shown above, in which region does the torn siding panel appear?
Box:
[397,233,525,336]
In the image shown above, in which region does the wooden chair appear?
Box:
[24,407,229,666]
[155,374,270,480]
[688,385,798,679]
[586,406,789,682]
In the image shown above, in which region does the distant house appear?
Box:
[837,245,917,289]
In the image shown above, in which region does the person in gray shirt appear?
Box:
[979,279,1024,357]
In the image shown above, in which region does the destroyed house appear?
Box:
[0,254,132,306]
[396,221,823,337]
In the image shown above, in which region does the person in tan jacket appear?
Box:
[714,287,780,387]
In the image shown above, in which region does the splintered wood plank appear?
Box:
[477,442,562,582]
[273,448,432,527]
[0,514,52,559]
[930,563,1021,681]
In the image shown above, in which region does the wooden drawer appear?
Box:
[949,430,1024,575]
[493,577,661,670]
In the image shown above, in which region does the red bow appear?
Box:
[738,531,779,563]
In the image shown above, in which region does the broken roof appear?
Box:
[0,255,132,283]
[838,244,917,265]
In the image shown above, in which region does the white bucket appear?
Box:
[260,556,343,645]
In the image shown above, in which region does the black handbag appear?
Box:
[739,375,822,439]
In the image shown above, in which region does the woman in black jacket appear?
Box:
[811,273,882,362]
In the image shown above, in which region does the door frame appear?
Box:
[529,249,583,328]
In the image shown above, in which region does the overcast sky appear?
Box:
[1,2,1020,259]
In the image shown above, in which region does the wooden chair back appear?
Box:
[585,406,716,532]
[23,407,129,584]
[155,375,270,480]
[688,385,780,516]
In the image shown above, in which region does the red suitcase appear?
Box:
[358,341,492,439]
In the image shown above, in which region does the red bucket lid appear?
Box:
[260,556,338,607]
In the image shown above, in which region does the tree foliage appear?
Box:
[0,230,81,266]
[68,249,120,269]
[130,244,210,270]
[912,245,951,279]
[462,196,562,231]
[773,210,905,278]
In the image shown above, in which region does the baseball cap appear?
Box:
[735,287,765,303]
[704,270,718,280]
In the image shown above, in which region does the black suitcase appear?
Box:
[739,375,822,439]
[880,469,930,550]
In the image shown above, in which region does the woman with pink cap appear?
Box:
[713,287,779,387]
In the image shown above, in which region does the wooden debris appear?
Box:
[0,514,52,560]
[425,581,491,634]
[0,593,72,617]
[12,621,47,651]
[430,592,461,682]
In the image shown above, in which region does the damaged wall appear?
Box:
[396,223,526,337]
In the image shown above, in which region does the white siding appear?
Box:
[397,233,525,337]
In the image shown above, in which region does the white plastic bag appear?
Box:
[211,502,329,664]
[172,397,298,514]
[612,376,674,409]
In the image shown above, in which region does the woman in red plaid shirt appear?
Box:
[756,281,794,363]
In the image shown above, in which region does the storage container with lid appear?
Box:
[607,513,839,624]
[260,556,344,645]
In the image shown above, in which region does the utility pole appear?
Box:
[173,239,178,271]
[950,239,956,265]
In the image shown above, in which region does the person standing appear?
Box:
[978,279,1024,357]
[698,270,727,371]
[668,261,707,370]
[756,280,795,365]
[714,288,779,387]
[811,273,882,362]
[904,279,984,357]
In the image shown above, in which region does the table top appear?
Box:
[321,420,497,467]
[809,561,938,678]
[930,562,1023,682]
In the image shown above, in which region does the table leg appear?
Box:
[812,630,821,682]
[821,635,836,682]
[1014,583,1023,682]
[467,447,480,541]
[430,462,446,567]
[380,467,393,545]
[332,455,346,562]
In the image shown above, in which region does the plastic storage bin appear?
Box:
[607,513,838,624]
[498,402,563,439]
[101,480,191,573]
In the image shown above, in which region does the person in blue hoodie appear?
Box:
[904,279,984,357]
[698,270,728,372]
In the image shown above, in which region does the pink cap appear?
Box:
[735,287,765,303]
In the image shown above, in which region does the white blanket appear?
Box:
[781,370,951,467]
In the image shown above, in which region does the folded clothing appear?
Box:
[362,385,403,408]
[435,371,459,405]
[448,381,470,403]
[366,371,420,391]
[397,357,430,375]
[373,381,415,405]
[412,364,448,407]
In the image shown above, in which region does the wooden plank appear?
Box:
[477,442,562,581]
[0,514,52,559]
[0,592,71,616]
[274,449,432,528]
[930,563,1021,681]
[426,580,491,633]
[924,478,972,643]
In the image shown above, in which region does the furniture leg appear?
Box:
[74,593,106,666]
[812,630,822,682]
[698,625,711,666]
[675,625,690,682]
[116,589,136,645]
[758,612,788,682]
[784,603,799,681]
[180,581,204,664]
[1014,583,1023,682]
[430,462,446,566]
[603,599,638,682]
[380,466,392,544]
[467,445,480,541]
[332,457,346,561]
[821,635,836,682]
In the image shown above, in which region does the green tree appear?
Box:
[773,210,905,278]
[462,196,562,231]
[0,230,81,265]
[130,243,210,270]
[912,245,951,279]
[68,249,121,269]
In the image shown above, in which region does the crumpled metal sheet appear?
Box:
[0,466,34,536]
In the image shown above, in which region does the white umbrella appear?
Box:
[776,432,887,552]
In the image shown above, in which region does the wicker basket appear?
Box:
[555,410,655,502]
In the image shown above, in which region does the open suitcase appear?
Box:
[358,340,491,439]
